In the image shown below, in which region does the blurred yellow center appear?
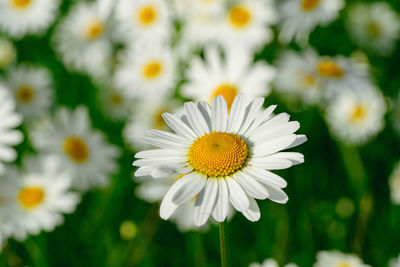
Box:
[143,61,163,79]
[301,0,321,11]
[138,5,157,25]
[350,105,366,122]
[211,84,238,111]
[110,92,123,105]
[188,132,248,177]
[11,0,31,8]
[367,22,381,38]
[84,20,104,40]
[317,60,343,78]
[153,109,168,129]
[337,263,351,267]
[16,86,34,103]
[63,137,89,163]
[18,186,45,209]
[228,5,251,28]
[302,73,316,86]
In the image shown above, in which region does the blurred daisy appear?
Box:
[217,0,277,52]
[347,2,400,57]
[98,87,132,122]
[389,162,400,205]
[249,258,298,267]
[133,94,307,226]
[123,94,180,150]
[182,46,276,110]
[0,38,16,69]
[3,64,53,120]
[275,49,322,105]
[0,0,60,38]
[313,251,370,267]
[53,2,113,78]
[115,0,171,44]
[0,87,23,174]
[325,87,386,145]
[30,106,120,191]
[393,93,400,135]
[1,156,80,241]
[389,253,400,267]
[279,0,344,44]
[114,43,176,98]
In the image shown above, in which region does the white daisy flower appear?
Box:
[346,2,400,57]
[114,0,172,44]
[389,253,400,267]
[217,0,277,52]
[123,94,180,150]
[98,87,133,122]
[0,38,16,69]
[0,0,60,39]
[182,46,276,110]
[114,43,177,98]
[313,251,371,267]
[133,94,307,226]
[3,64,53,120]
[325,87,386,145]
[278,0,344,44]
[389,162,400,205]
[0,156,80,241]
[249,258,298,267]
[0,86,23,174]
[275,49,322,105]
[53,2,113,78]
[30,106,120,191]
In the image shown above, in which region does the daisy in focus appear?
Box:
[325,87,386,145]
[217,0,277,52]
[0,156,80,242]
[346,2,400,57]
[133,94,307,226]
[0,86,23,174]
[30,106,120,191]
[0,38,16,69]
[278,0,344,44]
[389,162,400,205]
[275,49,322,105]
[182,46,276,110]
[313,251,370,267]
[53,2,113,78]
[0,0,60,39]
[114,43,176,98]
[249,258,298,267]
[3,64,53,120]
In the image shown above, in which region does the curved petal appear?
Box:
[242,196,261,222]
[211,95,228,132]
[184,102,210,136]
[172,173,206,205]
[227,94,248,133]
[211,178,229,222]
[162,113,197,140]
[234,172,269,200]
[194,178,219,226]
[245,166,287,188]
[225,177,249,212]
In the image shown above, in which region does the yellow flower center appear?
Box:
[301,0,321,11]
[317,60,344,78]
[302,73,316,86]
[63,137,90,163]
[367,21,381,38]
[211,84,238,111]
[228,5,251,28]
[142,61,163,80]
[16,86,34,103]
[153,109,168,129]
[137,5,158,26]
[18,186,45,209]
[10,0,32,9]
[188,132,249,177]
[83,19,104,40]
[337,263,351,267]
[350,105,366,122]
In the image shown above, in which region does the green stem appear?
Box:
[219,220,229,267]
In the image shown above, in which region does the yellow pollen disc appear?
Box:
[142,61,163,79]
[153,109,168,129]
[228,5,251,28]
[317,60,344,78]
[188,132,249,177]
[16,86,34,103]
[350,105,366,122]
[301,0,321,11]
[137,5,157,25]
[18,186,45,209]
[337,263,351,267]
[11,0,31,9]
[84,19,104,40]
[367,22,381,38]
[63,137,90,163]
[302,73,316,86]
[211,84,238,111]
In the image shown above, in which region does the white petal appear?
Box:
[0,146,17,161]
[249,157,293,170]
[242,197,261,222]
[238,97,265,135]
[135,149,187,159]
[245,166,287,188]
[172,173,206,205]
[244,104,277,135]
[252,135,297,157]
[211,178,229,222]
[286,135,308,149]
[160,178,187,219]
[250,121,300,143]
[134,166,152,177]
[248,112,290,139]
[225,177,249,212]
[211,95,228,132]
[194,178,218,226]
[141,135,189,150]
[264,185,289,204]
[234,172,269,200]
[0,131,23,145]
[268,152,304,165]
[184,102,210,136]
[151,165,192,178]
[133,157,188,167]
[162,113,197,140]
[197,101,212,132]
[227,94,248,133]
